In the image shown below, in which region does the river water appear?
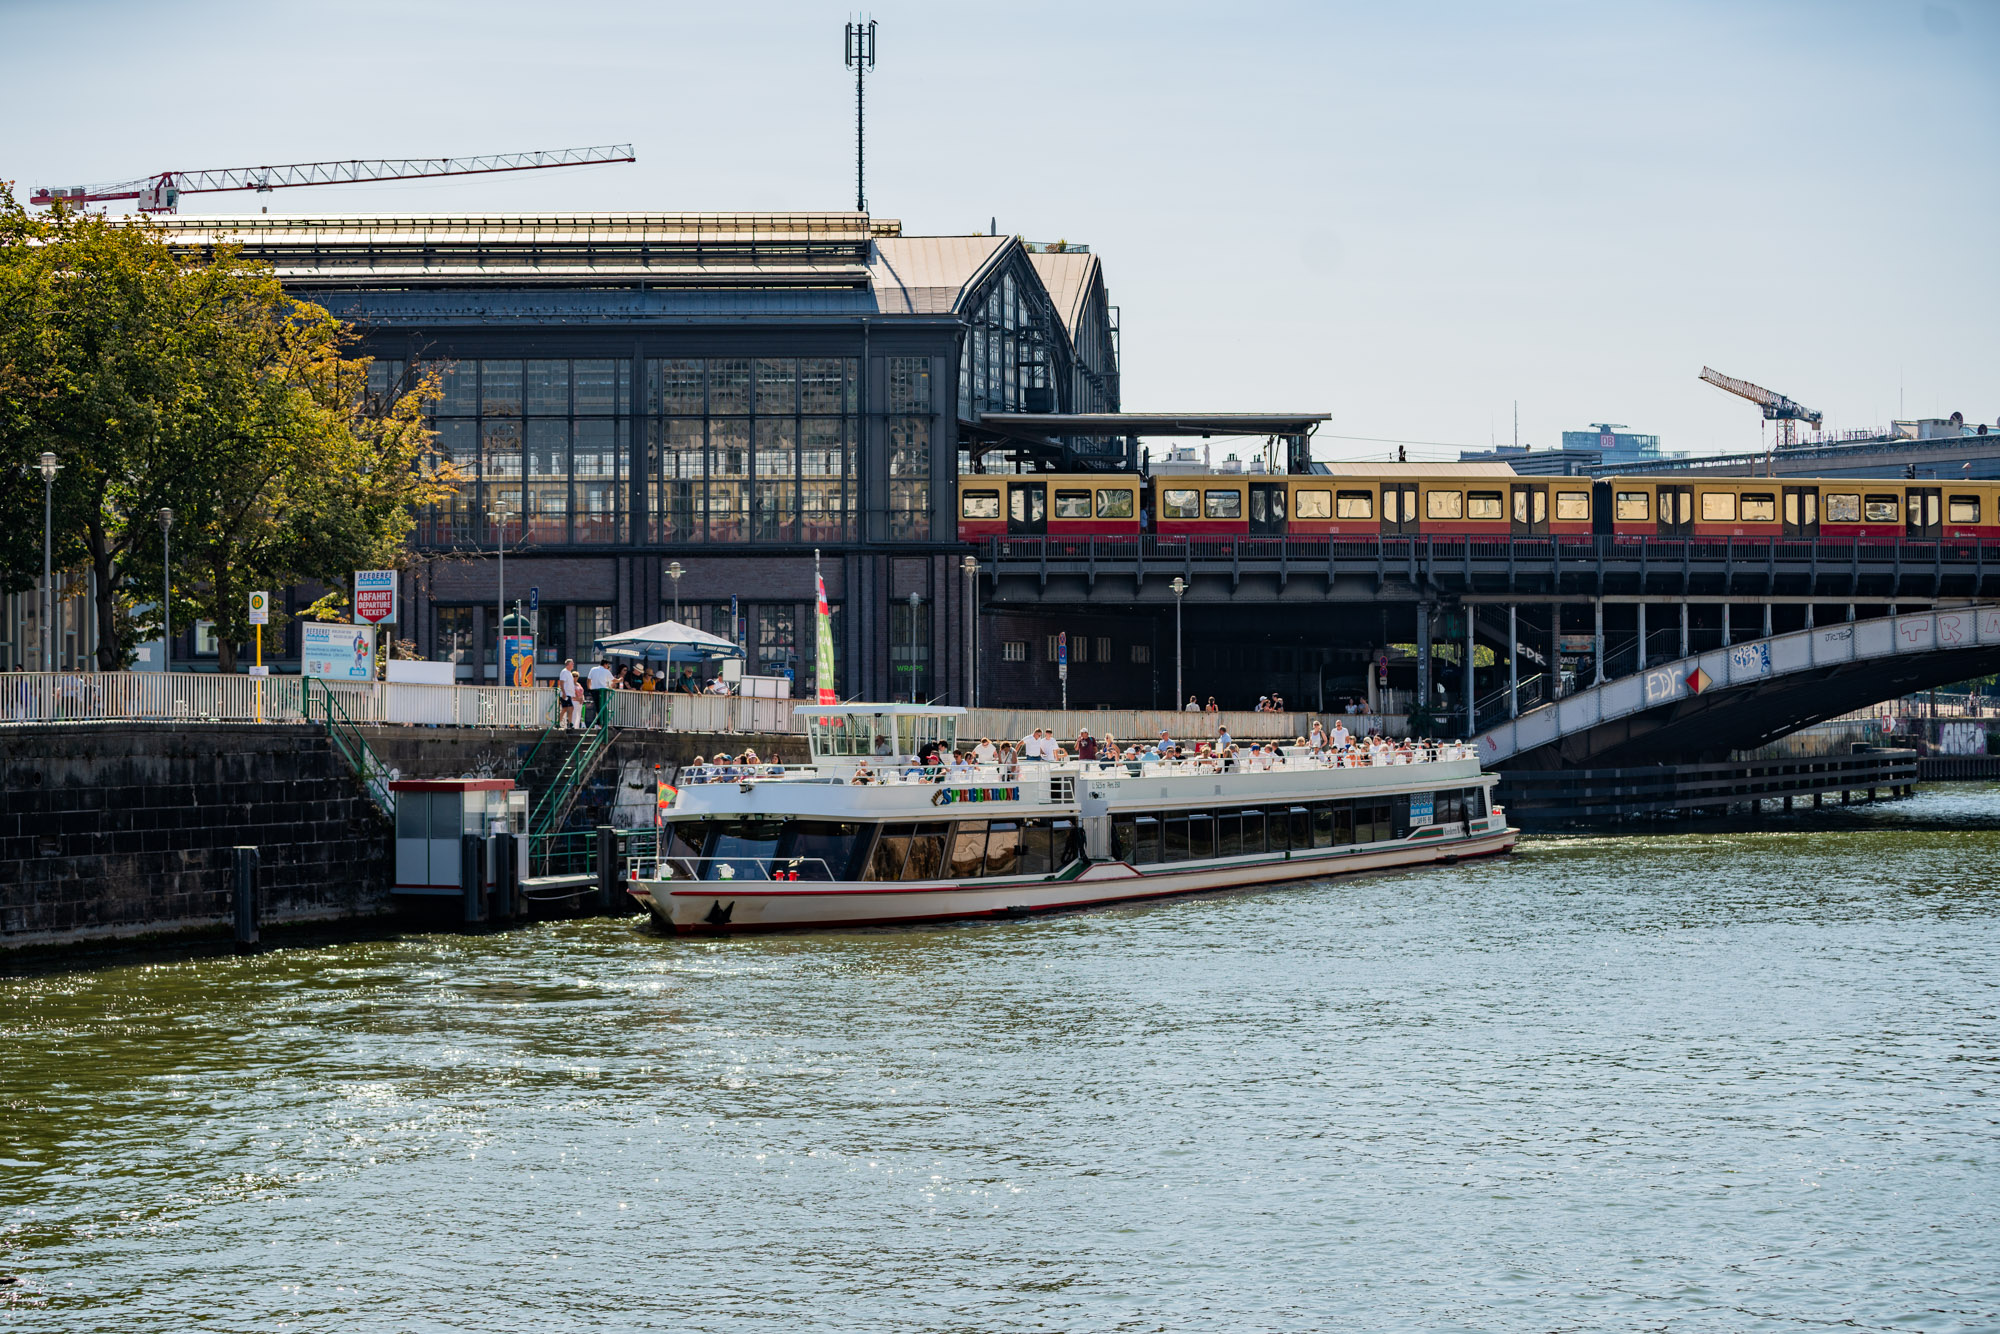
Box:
[4,787,1998,1332]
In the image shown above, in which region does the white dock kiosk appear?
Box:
[390,778,527,918]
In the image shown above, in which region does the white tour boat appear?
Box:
[628,704,1518,933]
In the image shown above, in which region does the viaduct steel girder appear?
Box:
[977,536,2000,605]
[1479,605,2000,769]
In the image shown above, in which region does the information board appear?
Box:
[353,569,398,625]
[302,622,377,681]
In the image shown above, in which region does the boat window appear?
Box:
[867,826,911,880]
[1467,491,1504,521]
[787,821,867,882]
[1111,815,1136,863]
[1203,490,1241,520]
[1434,790,1463,824]
[1134,814,1162,864]
[1186,812,1215,860]
[1334,804,1355,845]
[1312,804,1334,848]
[984,821,1022,876]
[1741,493,1777,522]
[1096,489,1135,519]
[901,823,948,880]
[960,490,1000,519]
[1239,808,1267,854]
[1162,814,1191,862]
[1162,489,1200,519]
[665,819,708,870]
[1053,489,1092,519]
[1354,805,1380,845]
[1016,819,1054,876]
[1555,492,1590,521]
[1949,495,1981,524]
[1052,818,1081,869]
[1464,787,1488,820]
[1825,493,1861,522]
[1215,810,1242,857]
[1288,806,1312,850]
[1294,489,1331,519]
[706,818,785,880]
[1335,490,1374,519]
[1426,490,1462,519]
[1864,494,1899,522]
[1615,491,1650,521]
[948,822,988,877]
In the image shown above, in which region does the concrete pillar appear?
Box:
[1762,602,1773,640]
[1593,599,1605,686]
[1721,603,1732,647]
[1680,601,1689,658]
[1416,604,1432,717]
[1508,604,1519,718]
[1636,602,1648,671]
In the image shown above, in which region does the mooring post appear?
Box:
[494,832,518,921]
[596,825,616,912]
[461,833,485,925]
[231,846,260,949]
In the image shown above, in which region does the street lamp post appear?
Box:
[158,509,174,673]
[907,590,922,704]
[38,452,61,670]
[1169,576,1187,711]
[490,508,512,684]
[960,555,978,708]
[665,561,684,623]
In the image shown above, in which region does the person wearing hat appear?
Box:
[1077,729,1098,762]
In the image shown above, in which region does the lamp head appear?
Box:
[961,555,978,574]
[666,561,684,580]
[1170,576,1187,596]
[907,591,921,607]
[158,507,174,531]
[38,451,60,482]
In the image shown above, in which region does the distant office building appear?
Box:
[1561,424,1663,463]
[1455,444,1601,476]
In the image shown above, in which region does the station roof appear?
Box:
[867,236,1010,314]
[976,412,1330,439]
[1025,250,1102,341]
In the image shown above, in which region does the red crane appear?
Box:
[30,144,636,214]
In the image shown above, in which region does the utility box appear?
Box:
[390,778,527,896]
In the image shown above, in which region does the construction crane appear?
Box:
[30,145,635,214]
[1698,366,1823,448]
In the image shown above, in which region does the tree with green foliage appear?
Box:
[0,186,452,671]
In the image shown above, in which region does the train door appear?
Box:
[1510,484,1547,537]
[1248,483,1288,537]
[1657,485,1693,537]
[1381,483,1419,537]
[1906,487,1941,540]
[1782,486,1820,538]
[1007,481,1047,536]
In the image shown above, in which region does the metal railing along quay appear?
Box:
[0,671,797,735]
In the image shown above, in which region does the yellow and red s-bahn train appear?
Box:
[957,466,2000,544]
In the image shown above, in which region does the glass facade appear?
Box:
[648,358,857,544]
[423,359,631,546]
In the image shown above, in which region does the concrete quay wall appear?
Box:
[2,723,391,951]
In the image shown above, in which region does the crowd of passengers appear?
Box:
[674,719,1467,787]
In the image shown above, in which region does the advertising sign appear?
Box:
[1409,793,1434,826]
[1058,631,1068,680]
[504,635,536,688]
[247,591,270,626]
[302,622,377,681]
[814,573,838,706]
[353,569,397,625]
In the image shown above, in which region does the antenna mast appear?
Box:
[844,17,877,213]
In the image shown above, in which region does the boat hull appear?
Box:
[630,824,1518,933]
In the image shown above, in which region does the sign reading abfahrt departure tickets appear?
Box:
[353,569,397,625]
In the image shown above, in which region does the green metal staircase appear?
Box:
[303,678,396,818]
[529,720,612,840]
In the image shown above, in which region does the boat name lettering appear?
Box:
[931,785,1021,806]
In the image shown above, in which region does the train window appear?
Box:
[1615,491,1650,520]
[1335,490,1374,519]
[1826,493,1861,522]
[1741,493,1777,522]
[1700,492,1737,522]
[1864,495,1899,522]
[1555,492,1590,521]
[1426,490,1463,519]
[1096,489,1135,519]
[1949,495,1981,524]
[1467,491,1504,520]
[1162,489,1200,519]
[1053,489,1092,519]
[1294,489,1331,519]
[961,490,1000,519]
[1204,490,1241,519]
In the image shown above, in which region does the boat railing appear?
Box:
[635,854,835,883]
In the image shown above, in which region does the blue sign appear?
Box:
[1058,632,1067,666]
[1410,793,1434,825]
[528,586,539,612]
[730,594,740,644]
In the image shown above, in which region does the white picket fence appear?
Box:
[0,672,796,735]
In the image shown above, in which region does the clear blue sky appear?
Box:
[6,0,1995,460]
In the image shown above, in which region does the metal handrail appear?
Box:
[304,677,396,817]
[634,854,837,883]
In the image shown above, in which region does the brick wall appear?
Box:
[1,724,392,950]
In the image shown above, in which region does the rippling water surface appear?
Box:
[5,788,2000,1332]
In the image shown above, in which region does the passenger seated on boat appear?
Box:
[852,761,875,785]
[685,756,708,784]
[875,735,893,757]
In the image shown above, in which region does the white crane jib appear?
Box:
[1698,366,1823,448]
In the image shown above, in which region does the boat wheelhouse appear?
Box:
[629,704,1517,932]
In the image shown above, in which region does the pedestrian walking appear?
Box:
[557,659,579,729]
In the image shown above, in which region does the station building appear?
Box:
[132,211,1121,702]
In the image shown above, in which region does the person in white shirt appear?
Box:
[585,659,614,726]
[1332,720,1351,749]
[1020,728,1041,759]
[1184,696,1199,712]
[973,737,998,764]
[556,659,579,729]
